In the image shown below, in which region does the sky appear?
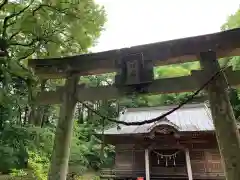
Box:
[92,0,240,52]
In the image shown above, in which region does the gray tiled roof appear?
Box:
[104,103,215,135]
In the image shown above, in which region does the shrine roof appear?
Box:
[104,103,215,135]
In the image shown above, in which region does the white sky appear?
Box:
[92,0,240,52]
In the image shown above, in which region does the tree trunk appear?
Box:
[41,105,50,127]
[28,105,36,124]
[35,80,47,126]
[28,80,47,126]
[23,106,28,125]
[77,103,84,124]
[199,51,240,180]
[48,76,78,180]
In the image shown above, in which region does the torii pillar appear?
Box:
[199,51,240,180]
[48,75,78,180]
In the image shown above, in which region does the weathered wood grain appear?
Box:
[36,69,240,105]
[28,28,240,78]
[200,51,240,180]
[104,135,224,179]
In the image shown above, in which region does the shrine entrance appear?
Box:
[28,28,240,180]
[150,149,188,179]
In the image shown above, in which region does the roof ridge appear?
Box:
[149,118,180,131]
[126,103,206,112]
[103,102,215,135]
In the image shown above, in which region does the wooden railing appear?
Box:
[100,168,225,179]
[100,168,188,179]
[100,168,116,178]
[152,166,187,175]
[100,169,145,178]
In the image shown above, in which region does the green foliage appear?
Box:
[0,1,240,180]
[69,121,114,176]
[10,169,28,178]
[0,144,19,174]
[27,151,49,180]
[221,8,240,30]
[220,7,240,120]
[229,88,240,120]
[0,0,108,179]
[1,0,106,59]
[0,0,106,127]
[0,123,112,178]
[9,151,49,180]
[0,125,53,173]
[221,8,240,71]
[154,62,200,78]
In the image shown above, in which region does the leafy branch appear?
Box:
[9,39,37,47]
[16,49,36,61]
[0,0,8,10]
[8,27,61,49]
[9,30,22,41]
[2,0,34,38]
[32,4,81,19]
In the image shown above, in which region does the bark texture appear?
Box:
[29,80,47,126]
[48,76,78,180]
[200,51,240,180]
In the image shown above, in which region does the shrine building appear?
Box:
[100,103,229,180]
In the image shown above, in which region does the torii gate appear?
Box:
[29,28,240,180]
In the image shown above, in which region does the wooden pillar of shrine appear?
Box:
[48,75,78,180]
[145,149,150,180]
[185,148,193,180]
[199,51,240,180]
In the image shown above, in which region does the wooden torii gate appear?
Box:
[29,28,240,180]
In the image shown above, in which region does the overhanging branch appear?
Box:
[9,39,37,47]
[32,4,80,19]
[17,49,36,61]
[2,0,34,38]
[0,0,8,10]
[9,30,22,40]
[8,31,57,47]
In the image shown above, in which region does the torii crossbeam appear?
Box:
[29,27,240,78]
[29,28,240,180]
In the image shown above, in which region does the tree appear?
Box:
[221,7,240,121]
[0,0,106,179]
[1,2,240,180]
[1,0,106,125]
